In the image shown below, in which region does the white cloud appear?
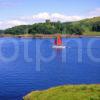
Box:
[0,12,84,29]
[31,12,83,22]
[0,20,27,29]
[88,8,100,17]
[20,12,83,22]
[32,12,50,20]
[51,13,82,21]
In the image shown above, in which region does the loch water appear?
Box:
[0,37,100,100]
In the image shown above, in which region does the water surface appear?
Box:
[0,37,100,100]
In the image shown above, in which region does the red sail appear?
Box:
[54,35,62,46]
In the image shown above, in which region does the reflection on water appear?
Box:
[55,49,63,62]
[54,47,69,64]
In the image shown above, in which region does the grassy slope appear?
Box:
[76,16,100,36]
[66,17,100,36]
[80,17,100,24]
[23,84,100,100]
[83,32,100,36]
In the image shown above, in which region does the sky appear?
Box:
[0,0,100,29]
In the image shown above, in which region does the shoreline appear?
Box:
[0,34,100,38]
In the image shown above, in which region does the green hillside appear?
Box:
[0,16,100,36]
[23,84,100,100]
[72,16,100,35]
[80,17,100,24]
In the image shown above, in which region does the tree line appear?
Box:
[0,17,100,35]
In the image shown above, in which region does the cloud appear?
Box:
[0,12,84,29]
[0,20,27,29]
[88,8,100,17]
[31,12,83,22]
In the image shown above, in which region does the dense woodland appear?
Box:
[0,17,100,35]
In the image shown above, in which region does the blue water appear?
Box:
[0,37,100,100]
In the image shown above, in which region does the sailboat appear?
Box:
[52,35,66,49]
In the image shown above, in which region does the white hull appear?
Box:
[52,45,66,49]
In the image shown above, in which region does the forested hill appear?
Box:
[0,17,100,35]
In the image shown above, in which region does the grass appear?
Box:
[83,31,100,36]
[23,84,100,100]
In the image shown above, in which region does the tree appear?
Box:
[92,21,100,32]
[0,30,4,34]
